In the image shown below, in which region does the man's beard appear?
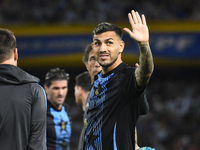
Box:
[98,55,118,68]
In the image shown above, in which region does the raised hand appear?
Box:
[123,10,149,44]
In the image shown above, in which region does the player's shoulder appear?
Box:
[117,62,136,76]
[29,83,46,97]
[29,82,44,90]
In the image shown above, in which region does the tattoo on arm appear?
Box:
[135,43,154,88]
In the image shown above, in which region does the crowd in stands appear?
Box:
[137,75,200,150]
[1,0,200,25]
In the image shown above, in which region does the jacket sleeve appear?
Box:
[27,83,47,150]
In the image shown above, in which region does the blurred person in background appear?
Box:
[44,68,71,150]
[75,44,102,150]
[75,71,91,112]
[0,28,46,150]
[74,71,91,150]
[82,44,102,83]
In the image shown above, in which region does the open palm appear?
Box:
[123,10,149,44]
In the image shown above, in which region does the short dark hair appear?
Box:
[0,28,16,62]
[92,22,123,39]
[75,71,91,92]
[82,44,92,63]
[44,68,69,87]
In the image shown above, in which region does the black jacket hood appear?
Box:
[0,64,39,85]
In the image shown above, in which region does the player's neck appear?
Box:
[0,59,17,66]
[102,59,122,74]
[49,100,62,110]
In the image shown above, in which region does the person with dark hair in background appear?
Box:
[75,45,102,150]
[75,71,92,112]
[83,10,154,150]
[44,68,71,150]
[0,28,46,150]
[82,44,102,83]
[74,71,91,150]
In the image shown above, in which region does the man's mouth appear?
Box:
[57,97,63,100]
[99,54,109,60]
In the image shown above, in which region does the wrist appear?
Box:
[138,41,149,46]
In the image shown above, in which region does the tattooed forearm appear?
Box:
[135,43,154,87]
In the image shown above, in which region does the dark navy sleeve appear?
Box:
[139,92,149,115]
[27,83,47,150]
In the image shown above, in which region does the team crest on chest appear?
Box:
[93,83,102,96]
[95,89,99,96]
[58,118,68,132]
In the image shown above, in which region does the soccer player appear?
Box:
[0,28,46,150]
[80,44,153,149]
[83,10,154,149]
[44,68,71,150]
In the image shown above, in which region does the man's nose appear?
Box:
[95,61,100,67]
[99,43,106,52]
[58,89,64,95]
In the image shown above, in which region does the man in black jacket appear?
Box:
[0,28,46,150]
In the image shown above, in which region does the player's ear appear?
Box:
[119,40,125,53]
[44,85,48,93]
[14,48,18,61]
[91,42,94,49]
[78,86,83,96]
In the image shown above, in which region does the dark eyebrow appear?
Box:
[52,86,67,89]
[94,38,113,42]
[106,38,113,41]
[94,39,100,42]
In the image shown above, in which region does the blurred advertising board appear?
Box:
[17,33,200,59]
